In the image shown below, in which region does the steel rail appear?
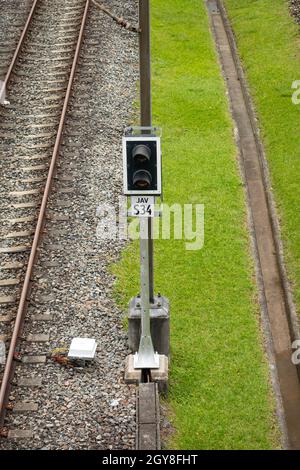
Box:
[1,0,39,94]
[0,0,90,423]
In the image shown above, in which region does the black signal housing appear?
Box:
[123,136,161,195]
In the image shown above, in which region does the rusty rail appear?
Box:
[1,0,39,97]
[0,0,90,424]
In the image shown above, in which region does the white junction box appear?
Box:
[68,338,97,361]
[0,340,6,365]
[0,81,9,106]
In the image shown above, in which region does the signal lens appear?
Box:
[132,144,151,164]
[133,170,152,189]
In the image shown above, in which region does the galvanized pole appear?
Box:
[139,0,154,304]
[134,217,158,369]
[133,0,159,369]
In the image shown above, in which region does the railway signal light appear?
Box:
[123,135,161,195]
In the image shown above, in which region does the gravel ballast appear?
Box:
[0,0,32,81]
[290,0,300,23]
[0,0,139,450]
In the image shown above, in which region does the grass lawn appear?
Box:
[223,0,300,313]
[113,0,280,449]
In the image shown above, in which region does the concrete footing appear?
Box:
[128,295,170,356]
[125,354,168,395]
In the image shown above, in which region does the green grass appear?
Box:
[223,0,300,312]
[113,0,279,449]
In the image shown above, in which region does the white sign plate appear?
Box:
[130,196,155,218]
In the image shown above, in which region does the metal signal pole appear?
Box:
[139,0,154,304]
[126,1,169,373]
[132,0,159,369]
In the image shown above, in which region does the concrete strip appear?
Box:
[138,383,157,424]
[18,377,42,387]
[137,383,160,450]
[9,189,40,197]
[32,314,53,321]
[22,154,49,161]
[22,355,47,364]
[3,231,34,239]
[13,202,37,209]
[22,164,48,171]
[56,200,72,207]
[0,279,19,286]
[40,260,60,267]
[0,296,15,304]
[138,424,157,450]
[42,244,64,251]
[207,0,300,449]
[22,176,46,183]
[8,216,35,224]
[8,430,34,439]
[26,333,49,342]
[0,262,24,270]
[0,245,30,253]
[34,294,55,303]
[13,402,38,413]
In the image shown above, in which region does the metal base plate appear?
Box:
[134,335,158,369]
[133,352,160,370]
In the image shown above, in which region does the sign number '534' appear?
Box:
[130,196,155,218]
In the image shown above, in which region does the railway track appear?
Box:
[0,0,90,434]
[3,0,298,452]
[0,0,33,83]
[207,0,300,450]
[0,0,137,449]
